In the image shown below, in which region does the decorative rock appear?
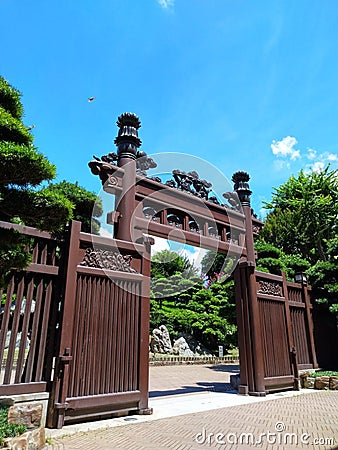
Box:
[314,376,330,390]
[302,377,315,389]
[175,333,213,356]
[329,376,338,390]
[172,337,194,357]
[150,325,173,354]
[8,403,43,429]
[4,427,45,450]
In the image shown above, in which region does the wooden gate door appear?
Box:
[47,221,151,428]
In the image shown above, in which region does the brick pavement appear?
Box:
[46,365,338,450]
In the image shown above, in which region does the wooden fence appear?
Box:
[0,220,61,396]
[235,265,318,395]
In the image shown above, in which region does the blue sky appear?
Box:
[2,0,338,217]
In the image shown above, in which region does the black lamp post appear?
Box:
[294,272,308,285]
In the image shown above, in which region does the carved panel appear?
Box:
[80,248,137,273]
[258,280,282,296]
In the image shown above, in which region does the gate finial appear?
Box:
[232,171,252,205]
[114,112,142,160]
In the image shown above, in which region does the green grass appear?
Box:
[310,371,338,378]
[0,407,27,446]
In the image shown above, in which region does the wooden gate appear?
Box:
[47,221,152,428]
[0,111,320,428]
[235,267,318,395]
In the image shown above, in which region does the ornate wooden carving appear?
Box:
[171,169,212,199]
[258,280,282,296]
[80,248,137,273]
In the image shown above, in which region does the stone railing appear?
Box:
[149,354,239,366]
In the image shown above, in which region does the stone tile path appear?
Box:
[46,364,338,450]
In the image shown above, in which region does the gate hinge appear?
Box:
[59,347,72,364]
[54,402,70,410]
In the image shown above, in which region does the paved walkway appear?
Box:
[46,364,338,449]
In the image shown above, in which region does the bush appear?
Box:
[310,371,338,378]
[0,407,27,446]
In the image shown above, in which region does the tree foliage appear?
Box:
[0,76,102,284]
[260,167,338,311]
[42,181,103,233]
[150,249,237,351]
[0,76,73,231]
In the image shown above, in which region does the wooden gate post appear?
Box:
[302,283,319,369]
[114,113,152,414]
[233,172,265,396]
[47,220,81,428]
[114,112,141,242]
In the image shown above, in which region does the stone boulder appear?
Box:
[4,427,45,450]
[8,403,43,429]
[302,377,315,389]
[329,376,338,390]
[314,376,330,390]
[172,337,194,357]
[150,325,173,354]
[176,333,213,356]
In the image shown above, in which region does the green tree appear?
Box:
[0,76,73,231]
[0,76,102,284]
[151,249,197,279]
[42,181,103,233]
[150,249,237,351]
[260,167,338,311]
[261,167,338,262]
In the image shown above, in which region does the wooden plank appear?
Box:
[25,263,59,276]
[79,232,145,254]
[76,265,144,281]
[4,276,25,383]
[0,276,15,369]
[15,276,34,383]
[66,391,141,410]
[0,221,53,239]
[0,382,47,396]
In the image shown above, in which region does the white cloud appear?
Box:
[157,0,174,8]
[273,159,290,171]
[307,148,317,160]
[326,153,338,162]
[310,161,325,173]
[271,136,300,161]
[151,237,170,256]
[179,247,208,274]
[305,151,338,173]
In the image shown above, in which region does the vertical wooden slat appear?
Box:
[90,277,101,395]
[125,281,131,391]
[40,243,48,265]
[96,276,103,393]
[82,276,93,397]
[4,276,25,384]
[0,277,15,370]
[128,280,136,391]
[113,280,121,392]
[119,281,127,392]
[36,278,53,380]
[303,285,318,368]
[68,275,82,397]
[15,276,34,383]
[24,278,44,382]
[105,278,114,393]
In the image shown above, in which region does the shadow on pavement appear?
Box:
[149,381,234,398]
[207,364,240,373]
